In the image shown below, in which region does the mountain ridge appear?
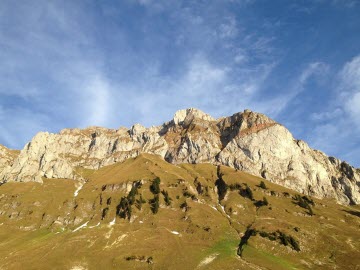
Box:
[0,108,359,205]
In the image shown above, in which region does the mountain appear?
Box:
[0,154,359,269]
[0,145,19,178]
[1,108,359,205]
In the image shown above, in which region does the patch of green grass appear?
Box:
[243,245,298,270]
[207,237,239,257]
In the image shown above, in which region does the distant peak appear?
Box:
[173,108,215,125]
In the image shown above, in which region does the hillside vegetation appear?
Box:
[0,154,359,269]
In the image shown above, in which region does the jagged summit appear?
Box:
[0,108,359,205]
[173,108,215,125]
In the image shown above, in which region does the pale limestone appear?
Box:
[0,108,359,205]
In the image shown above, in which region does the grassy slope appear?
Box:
[0,153,359,270]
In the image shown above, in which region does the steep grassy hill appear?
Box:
[0,154,359,269]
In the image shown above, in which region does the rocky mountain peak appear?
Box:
[0,108,359,205]
[173,108,215,125]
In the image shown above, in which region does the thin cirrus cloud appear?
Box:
[306,54,360,164]
[0,0,360,167]
[339,55,360,125]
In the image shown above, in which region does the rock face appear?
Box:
[0,145,19,180]
[0,108,359,205]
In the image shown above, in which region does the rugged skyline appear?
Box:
[1,1,360,166]
[1,108,359,205]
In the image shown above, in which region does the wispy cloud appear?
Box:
[1,0,360,170]
[338,55,360,125]
[0,1,114,146]
[305,54,360,166]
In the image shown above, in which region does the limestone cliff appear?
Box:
[0,145,19,181]
[0,108,359,205]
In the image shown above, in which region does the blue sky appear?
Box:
[1,0,360,166]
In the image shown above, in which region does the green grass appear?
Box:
[207,237,240,257]
[243,245,298,270]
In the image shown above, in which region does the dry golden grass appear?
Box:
[0,153,359,269]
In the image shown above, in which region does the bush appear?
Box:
[194,178,204,194]
[161,190,172,206]
[259,181,267,189]
[229,183,242,191]
[150,177,161,194]
[258,230,300,251]
[263,197,269,206]
[106,197,112,205]
[254,197,269,207]
[237,227,257,256]
[101,207,109,220]
[149,195,159,214]
[302,195,315,206]
[135,195,146,210]
[293,194,314,216]
[277,231,300,251]
[127,186,138,205]
[215,177,228,201]
[180,201,189,211]
[183,190,197,200]
[289,236,301,251]
[116,197,132,220]
[240,186,254,200]
[283,192,290,197]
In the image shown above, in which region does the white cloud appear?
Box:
[258,61,329,117]
[218,16,238,39]
[331,0,358,8]
[77,74,112,127]
[310,108,343,121]
[339,55,360,125]
[0,1,115,147]
[339,55,360,90]
[182,57,227,95]
[345,92,360,122]
[305,55,360,167]
[299,62,329,84]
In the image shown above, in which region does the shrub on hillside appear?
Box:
[239,185,254,200]
[116,197,132,220]
[183,190,197,200]
[180,201,189,212]
[150,177,161,195]
[229,183,242,191]
[135,195,146,210]
[254,196,269,207]
[194,178,204,195]
[149,195,159,214]
[256,230,301,252]
[101,207,109,220]
[161,190,172,206]
[293,194,314,216]
[215,177,228,201]
[259,181,267,190]
[106,197,112,205]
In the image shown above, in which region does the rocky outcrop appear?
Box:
[0,108,359,205]
[0,126,167,183]
[0,145,19,183]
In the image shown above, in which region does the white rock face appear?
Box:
[173,108,215,125]
[0,145,19,181]
[0,108,359,205]
[1,126,168,183]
